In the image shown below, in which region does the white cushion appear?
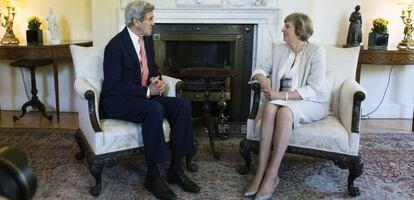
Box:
[291,115,350,154]
[92,119,171,155]
[248,115,350,154]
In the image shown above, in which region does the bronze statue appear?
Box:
[345,5,362,47]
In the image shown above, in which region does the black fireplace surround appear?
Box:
[153,24,254,122]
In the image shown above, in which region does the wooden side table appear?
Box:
[0,41,92,122]
[179,67,233,159]
[357,49,414,131]
[10,59,54,122]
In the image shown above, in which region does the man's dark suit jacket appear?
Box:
[101,27,160,122]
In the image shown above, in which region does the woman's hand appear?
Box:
[254,74,272,93]
[263,89,284,101]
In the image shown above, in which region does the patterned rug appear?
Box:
[0,128,413,200]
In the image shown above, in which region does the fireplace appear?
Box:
[116,0,280,125]
[153,24,254,122]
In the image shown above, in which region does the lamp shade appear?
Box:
[5,0,17,7]
[397,0,412,5]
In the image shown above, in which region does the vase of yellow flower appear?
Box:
[368,18,389,50]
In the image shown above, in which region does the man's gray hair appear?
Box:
[124,1,155,26]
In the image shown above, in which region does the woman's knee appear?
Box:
[277,107,293,121]
[263,103,278,113]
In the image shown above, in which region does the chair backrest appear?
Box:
[70,45,105,93]
[321,45,360,116]
[70,45,105,123]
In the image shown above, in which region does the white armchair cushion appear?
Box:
[291,115,350,154]
[94,119,170,155]
[248,115,350,154]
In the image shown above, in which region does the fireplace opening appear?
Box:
[153,24,254,123]
[166,41,232,74]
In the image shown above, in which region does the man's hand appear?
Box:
[149,76,165,96]
[149,83,160,96]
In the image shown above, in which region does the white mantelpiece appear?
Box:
[119,0,281,69]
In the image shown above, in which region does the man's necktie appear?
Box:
[138,36,149,86]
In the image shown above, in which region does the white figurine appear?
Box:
[46,8,61,44]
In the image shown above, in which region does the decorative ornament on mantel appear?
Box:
[368,18,389,50]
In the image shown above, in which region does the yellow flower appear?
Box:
[28,16,42,30]
[372,18,388,33]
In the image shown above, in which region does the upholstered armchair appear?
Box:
[70,45,197,196]
[237,45,365,196]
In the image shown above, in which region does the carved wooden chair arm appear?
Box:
[83,90,102,133]
[351,91,365,133]
[74,78,102,133]
[339,79,366,134]
[248,80,261,120]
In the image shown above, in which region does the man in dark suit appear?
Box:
[101,1,200,199]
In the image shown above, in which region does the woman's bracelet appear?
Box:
[284,91,289,101]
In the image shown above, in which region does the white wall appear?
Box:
[0,0,92,112]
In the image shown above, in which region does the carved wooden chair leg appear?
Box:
[237,138,253,174]
[74,129,85,161]
[88,159,104,196]
[185,139,199,172]
[347,155,364,196]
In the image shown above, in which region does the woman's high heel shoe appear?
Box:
[254,177,279,200]
[254,193,273,200]
[244,190,258,197]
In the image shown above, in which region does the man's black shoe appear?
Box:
[166,169,200,193]
[144,176,177,200]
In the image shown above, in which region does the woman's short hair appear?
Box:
[124,1,155,26]
[284,13,313,41]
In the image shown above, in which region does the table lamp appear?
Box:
[397,0,414,50]
[0,0,19,45]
